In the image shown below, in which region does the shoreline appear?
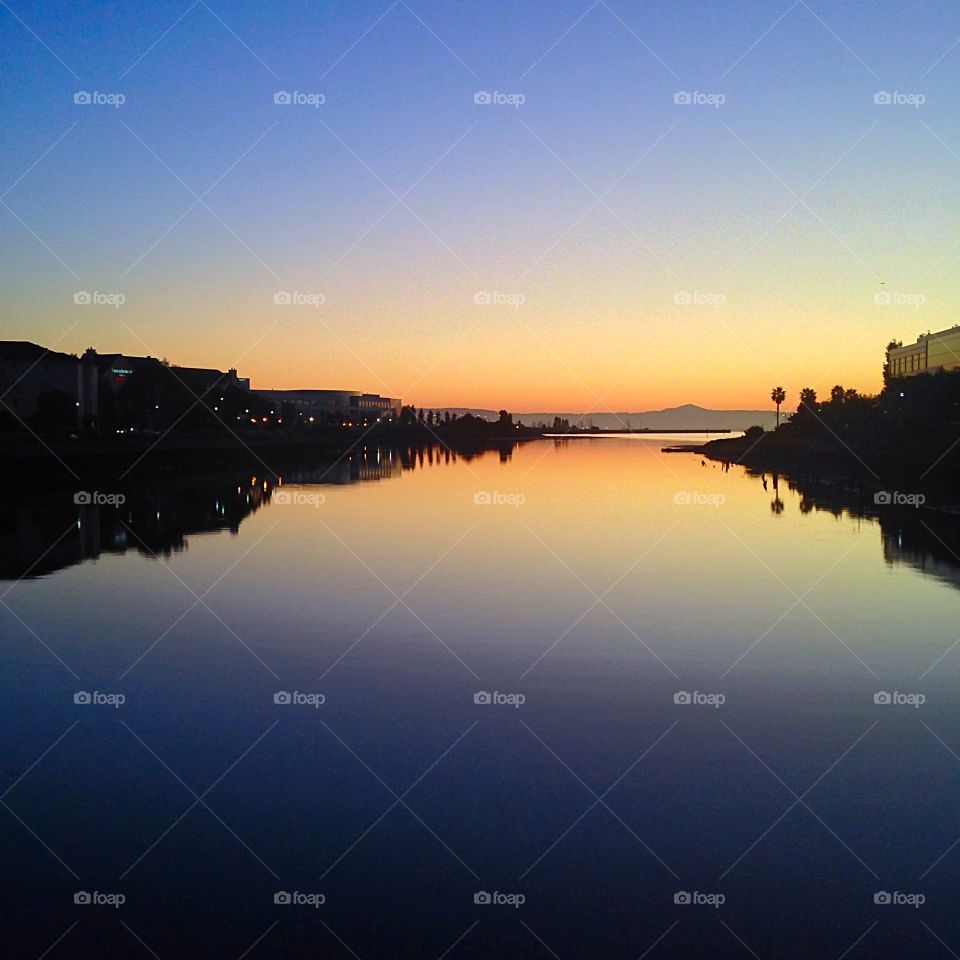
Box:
[693,433,960,515]
[0,426,545,492]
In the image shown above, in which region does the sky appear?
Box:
[2,0,960,412]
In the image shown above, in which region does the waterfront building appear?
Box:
[888,325,960,378]
[0,341,95,425]
[254,389,401,424]
[0,341,250,429]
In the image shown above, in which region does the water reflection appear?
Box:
[0,475,275,580]
[766,471,960,592]
[0,443,520,580]
[7,444,960,600]
[5,437,960,958]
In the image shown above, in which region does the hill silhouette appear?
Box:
[437,403,774,431]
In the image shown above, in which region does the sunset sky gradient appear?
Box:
[3,0,960,410]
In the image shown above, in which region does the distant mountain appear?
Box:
[437,404,776,431]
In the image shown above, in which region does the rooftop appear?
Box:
[0,341,77,364]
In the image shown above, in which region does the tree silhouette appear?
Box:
[770,386,786,428]
[883,339,902,386]
[795,388,818,427]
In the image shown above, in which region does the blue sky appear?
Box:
[3,0,960,406]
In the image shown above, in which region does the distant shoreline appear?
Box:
[548,428,735,435]
[0,425,543,492]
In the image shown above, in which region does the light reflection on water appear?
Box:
[2,438,959,958]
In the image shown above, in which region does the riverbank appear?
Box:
[695,428,960,506]
[0,423,544,492]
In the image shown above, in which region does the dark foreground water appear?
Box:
[3,437,960,958]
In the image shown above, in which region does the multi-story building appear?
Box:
[81,349,248,396]
[0,339,398,431]
[0,341,97,425]
[0,341,250,429]
[888,325,960,378]
[254,389,401,424]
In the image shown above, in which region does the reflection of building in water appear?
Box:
[281,448,402,485]
[396,443,514,469]
[880,514,960,592]
[2,442,521,581]
[2,446,412,580]
[768,472,960,594]
[0,476,274,581]
[281,444,517,486]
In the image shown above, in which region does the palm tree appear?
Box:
[796,388,818,425]
[770,386,786,428]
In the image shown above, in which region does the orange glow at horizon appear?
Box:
[40,301,892,413]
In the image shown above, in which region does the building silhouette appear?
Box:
[0,341,400,432]
[253,389,401,425]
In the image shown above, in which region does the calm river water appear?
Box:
[3,437,960,958]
